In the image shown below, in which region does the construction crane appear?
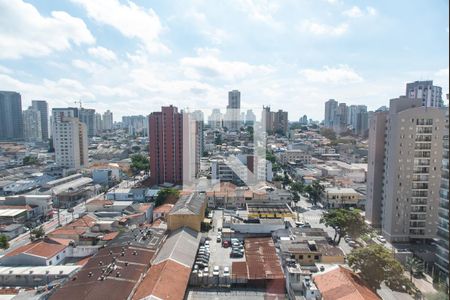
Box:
[74,100,83,109]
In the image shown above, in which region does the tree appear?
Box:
[405,257,424,281]
[282,172,292,188]
[0,234,9,249]
[320,127,337,140]
[131,145,141,153]
[30,226,45,241]
[290,181,304,195]
[214,133,223,145]
[266,151,276,164]
[348,244,411,291]
[23,156,38,166]
[320,208,367,244]
[304,180,324,205]
[273,174,283,182]
[155,188,180,206]
[130,154,149,175]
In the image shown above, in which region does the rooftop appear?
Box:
[50,244,156,300]
[169,193,205,216]
[3,240,67,260]
[314,266,380,300]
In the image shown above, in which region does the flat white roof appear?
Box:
[0,209,27,217]
[325,187,360,194]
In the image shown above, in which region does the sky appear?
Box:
[0,0,448,121]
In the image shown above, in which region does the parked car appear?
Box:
[213,266,220,276]
[203,267,209,274]
[223,266,230,276]
[295,221,304,227]
[348,241,357,248]
[216,237,222,243]
[230,251,243,258]
[377,236,386,243]
[320,266,325,272]
[222,240,230,248]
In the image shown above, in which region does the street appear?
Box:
[0,193,102,255]
[292,194,353,255]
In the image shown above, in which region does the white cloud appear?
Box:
[300,20,349,37]
[299,65,364,84]
[183,9,230,45]
[71,0,169,54]
[88,46,117,61]
[232,0,280,26]
[343,6,378,18]
[72,59,103,74]
[0,0,95,59]
[367,7,378,16]
[0,73,95,108]
[180,48,273,81]
[343,6,364,18]
[92,85,136,97]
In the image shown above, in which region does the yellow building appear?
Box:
[167,193,206,232]
[323,187,363,208]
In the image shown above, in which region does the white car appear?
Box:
[223,266,230,277]
[203,267,209,274]
[212,266,220,276]
[377,236,387,243]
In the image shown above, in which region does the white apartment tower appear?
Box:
[52,109,88,170]
[22,106,42,142]
[406,80,443,108]
[366,96,446,243]
[103,110,113,130]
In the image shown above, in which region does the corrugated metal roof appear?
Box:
[152,227,199,267]
[169,193,205,216]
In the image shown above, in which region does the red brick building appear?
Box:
[148,106,183,185]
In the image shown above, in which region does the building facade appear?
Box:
[78,108,96,137]
[406,80,443,108]
[225,90,241,131]
[102,110,113,130]
[0,91,23,141]
[435,108,449,283]
[31,100,49,141]
[52,111,89,170]
[23,106,42,142]
[148,106,183,185]
[324,99,338,128]
[366,96,446,243]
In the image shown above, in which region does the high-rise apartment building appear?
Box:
[23,106,42,142]
[208,109,222,129]
[273,110,289,136]
[245,110,256,126]
[31,100,49,141]
[333,103,348,134]
[324,99,338,128]
[225,90,241,131]
[78,108,96,137]
[94,113,103,134]
[52,109,88,170]
[122,115,148,136]
[102,110,113,131]
[436,108,449,283]
[0,91,24,141]
[406,80,443,108]
[366,96,446,243]
[148,106,184,185]
[299,115,308,125]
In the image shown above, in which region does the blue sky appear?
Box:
[0,0,448,121]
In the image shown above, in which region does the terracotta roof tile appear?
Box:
[314,266,380,300]
[5,240,67,259]
[132,260,191,300]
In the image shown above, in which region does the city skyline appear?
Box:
[0,0,448,120]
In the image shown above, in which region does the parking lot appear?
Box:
[192,210,245,283]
